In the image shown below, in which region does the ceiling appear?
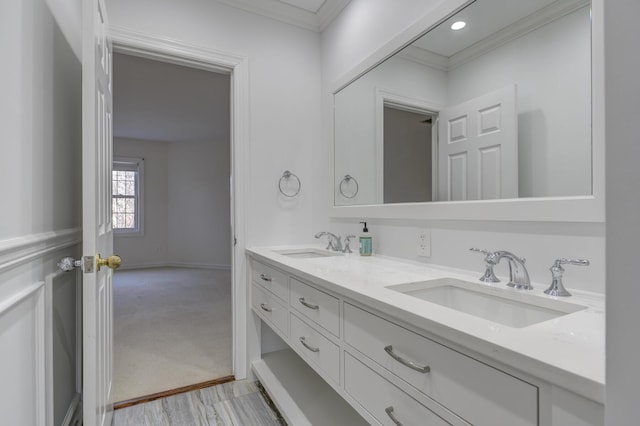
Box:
[113,53,230,144]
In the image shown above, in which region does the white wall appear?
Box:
[114,138,169,268]
[604,0,640,423]
[106,0,321,247]
[114,137,231,269]
[167,140,231,268]
[0,0,82,423]
[318,0,605,294]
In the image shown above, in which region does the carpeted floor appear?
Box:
[113,267,232,403]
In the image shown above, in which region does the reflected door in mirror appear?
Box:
[438,85,518,201]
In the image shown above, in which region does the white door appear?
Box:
[437,85,518,201]
[82,0,115,425]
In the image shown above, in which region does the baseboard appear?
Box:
[118,262,231,271]
[117,262,167,270]
[167,262,231,270]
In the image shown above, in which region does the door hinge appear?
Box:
[234,236,237,247]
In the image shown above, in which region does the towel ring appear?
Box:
[339,174,359,199]
[279,170,301,197]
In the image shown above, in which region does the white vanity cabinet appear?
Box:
[248,253,604,426]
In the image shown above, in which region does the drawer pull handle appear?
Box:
[299,297,319,310]
[299,336,320,353]
[260,303,272,313]
[260,274,272,282]
[385,406,403,426]
[384,345,430,373]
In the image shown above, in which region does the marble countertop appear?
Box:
[246,245,605,404]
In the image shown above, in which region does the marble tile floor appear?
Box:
[113,380,285,426]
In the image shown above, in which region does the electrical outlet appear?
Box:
[417,229,431,257]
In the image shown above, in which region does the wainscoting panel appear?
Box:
[0,228,82,425]
[0,281,46,426]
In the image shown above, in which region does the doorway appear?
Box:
[110,51,233,403]
[383,105,437,203]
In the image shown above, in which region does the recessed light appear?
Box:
[451,21,466,31]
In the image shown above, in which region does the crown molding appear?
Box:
[397,45,449,72]
[316,0,351,31]
[214,0,351,32]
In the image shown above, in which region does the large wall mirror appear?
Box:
[333,0,599,221]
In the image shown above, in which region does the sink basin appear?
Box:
[387,278,586,328]
[274,248,343,259]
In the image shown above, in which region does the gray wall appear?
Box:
[605,0,640,423]
[114,137,231,269]
[114,138,170,268]
[383,107,432,203]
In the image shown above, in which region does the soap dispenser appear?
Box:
[359,221,373,256]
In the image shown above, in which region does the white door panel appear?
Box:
[438,85,518,201]
[82,0,114,424]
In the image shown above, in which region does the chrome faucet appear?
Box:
[314,232,343,252]
[494,251,532,290]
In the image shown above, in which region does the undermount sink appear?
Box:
[387,278,587,328]
[274,248,343,259]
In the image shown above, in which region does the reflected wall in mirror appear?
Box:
[334,0,592,206]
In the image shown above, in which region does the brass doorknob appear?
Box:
[96,254,122,271]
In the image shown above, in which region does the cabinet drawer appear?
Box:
[290,313,340,385]
[290,278,340,337]
[344,303,538,426]
[252,260,289,302]
[345,352,454,426]
[252,283,289,337]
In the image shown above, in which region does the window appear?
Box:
[112,157,144,235]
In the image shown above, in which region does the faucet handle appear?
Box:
[470,247,492,255]
[470,248,500,283]
[544,258,590,297]
[343,235,356,253]
[554,258,590,268]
